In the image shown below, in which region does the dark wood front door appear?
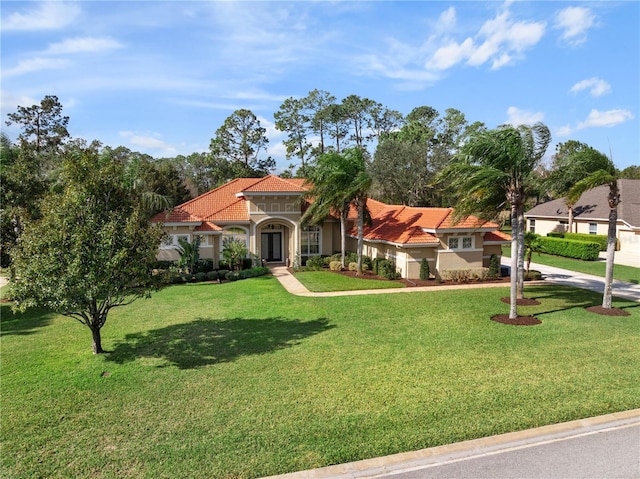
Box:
[261,232,282,262]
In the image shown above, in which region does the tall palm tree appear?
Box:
[301,152,353,268]
[438,123,550,319]
[568,163,619,309]
[301,148,371,273]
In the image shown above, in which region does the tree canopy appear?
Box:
[9,144,165,353]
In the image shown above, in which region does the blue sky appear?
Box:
[2,1,638,172]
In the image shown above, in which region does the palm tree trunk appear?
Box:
[602,203,617,309]
[340,209,347,269]
[509,206,518,319]
[568,206,574,233]
[516,207,525,299]
[356,197,365,276]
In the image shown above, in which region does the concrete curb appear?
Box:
[262,409,640,479]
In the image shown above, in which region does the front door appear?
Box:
[261,232,282,262]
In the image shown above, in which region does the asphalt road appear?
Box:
[383,422,640,479]
[265,410,640,479]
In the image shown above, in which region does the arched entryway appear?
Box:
[256,218,296,264]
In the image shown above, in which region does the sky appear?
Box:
[1,1,638,173]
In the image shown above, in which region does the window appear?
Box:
[160,234,190,249]
[589,223,597,235]
[448,236,473,250]
[301,225,320,257]
[271,203,280,212]
[529,219,536,233]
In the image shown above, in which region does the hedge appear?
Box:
[564,232,608,251]
[538,236,600,261]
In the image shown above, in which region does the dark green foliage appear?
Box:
[305,256,325,270]
[217,269,230,280]
[373,258,400,279]
[206,271,219,281]
[194,259,214,274]
[419,258,430,280]
[564,233,608,251]
[524,270,543,281]
[194,272,207,282]
[153,260,176,270]
[224,267,269,282]
[547,232,564,238]
[538,237,601,260]
[488,254,501,278]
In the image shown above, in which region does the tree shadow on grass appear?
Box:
[524,285,638,317]
[106,316,335,369]
[0,304,56,336]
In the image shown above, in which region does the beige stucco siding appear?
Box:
[619,229,640,254]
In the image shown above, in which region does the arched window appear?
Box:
[301,225,320,257]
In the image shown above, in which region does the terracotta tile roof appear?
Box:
[484,230,512,242]
[194,221,222,232]
[241,175,309,193]
[347,200,504,246]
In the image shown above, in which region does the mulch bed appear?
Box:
[500,297,541,306]
[585,306,631,317]
[321,269,513,288]
[491,314,542,326]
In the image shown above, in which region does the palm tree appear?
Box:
[301,148,371,274]
[568,163,619,309]
[438,123,550,319]
[301,152,353,269]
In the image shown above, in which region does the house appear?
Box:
[524,179,640,254]
[152,175,510,279]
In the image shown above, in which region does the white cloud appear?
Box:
[427,5,545,72]
[119,131,178,156]
[45,37,123,55]
[557,108,634,137]
[1,2,81,31]
[2,57,70,77]
[569,77,611,97]
[554,6,596,46]
[577,109,634,129]
[506,106,544,126]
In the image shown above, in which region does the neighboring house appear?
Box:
[152,175,510,279]
[524,179,640,254]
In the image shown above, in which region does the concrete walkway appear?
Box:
[271,261,640,302]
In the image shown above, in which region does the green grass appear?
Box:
[2,278,639,478]
[294,270,405,292]
[503,247,639,284]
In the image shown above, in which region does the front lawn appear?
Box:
[294,270,405,292]
[2,278,639,478]
[503,246,639,284]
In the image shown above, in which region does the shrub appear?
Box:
[375,259,400,280]
[488,254,501,278]
[419,258,430,280]
[348,262,369,272]
[242,258,253,270]
[225,271,240,281]
[524,270,542,281]
[194,272,207,282]
[564,233,608,251]
[329,261,343,271]
[538,237,600,260]
[206,271,218,281]
[182,273,196,283]
[224,267,269,282]
[305,256,325,270]
[217,269,230,281]
[441,268,489,283]
[194,259,214,274]
[547,232,564,238]
[153,260,175,270]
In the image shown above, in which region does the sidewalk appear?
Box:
[271,263,640,302]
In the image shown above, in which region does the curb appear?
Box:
[262,409,640,479]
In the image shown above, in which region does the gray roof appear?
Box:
[525,179,640,228]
